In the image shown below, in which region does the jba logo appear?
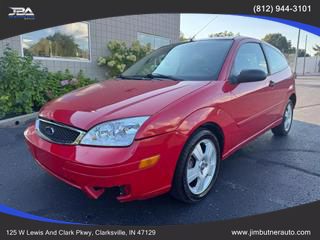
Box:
[8,7,35,19]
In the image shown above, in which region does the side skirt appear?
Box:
[222,118,283,160]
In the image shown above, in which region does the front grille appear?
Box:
[37,119,83,144]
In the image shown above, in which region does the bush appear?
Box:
[45,69,96,100]
[0,48,96,119]
[0,48,48,118]
[98,40,151,77]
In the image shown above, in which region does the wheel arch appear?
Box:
[198,122,224,157]
[176,107,230,158]
[289,93,297,108]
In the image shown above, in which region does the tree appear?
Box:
[28,38,51,57]
[47,33,80,57]
[313,44,320,56]
[28,32,88,59]
[262,33,294,54]
[209,31,240,38]
[289,47,310,57]
[297,49,310,57]
[180,32,189,42]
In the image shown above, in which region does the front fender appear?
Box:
[136,104,238,159]
[176,107,238,157]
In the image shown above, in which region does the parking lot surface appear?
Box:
[0,77,319,225]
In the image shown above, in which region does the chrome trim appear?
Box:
[35,118,86,145]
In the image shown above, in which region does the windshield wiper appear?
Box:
[118,75,150,80]
[118,73,183,81]
[145,73,183,81]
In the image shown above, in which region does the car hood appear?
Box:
[39,79,210,130]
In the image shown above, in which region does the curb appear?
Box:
[0,112,38,128]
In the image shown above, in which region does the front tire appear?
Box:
[272,99,294,136]
[170,128,221,203]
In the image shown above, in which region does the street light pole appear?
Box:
[303,34,308,76]
[294,29,301,76]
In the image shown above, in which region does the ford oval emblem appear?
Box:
[44,126,55,136]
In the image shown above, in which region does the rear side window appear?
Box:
[231,43,268,77]
[263,44,288,74]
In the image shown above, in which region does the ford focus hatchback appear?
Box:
[25,37,296,203]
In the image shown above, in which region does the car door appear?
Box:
[224,42,275,142]
[262,43,293,120]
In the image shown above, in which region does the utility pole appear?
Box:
[293,29,301,76]
[303,34,308,76]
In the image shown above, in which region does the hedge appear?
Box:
[0,48,96,119]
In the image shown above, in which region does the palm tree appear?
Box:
[312,44,320,56]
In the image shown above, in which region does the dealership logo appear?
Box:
[8,7,35,19]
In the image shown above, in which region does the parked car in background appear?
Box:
[25,36,296,203]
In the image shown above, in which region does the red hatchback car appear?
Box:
[25,36,296,203]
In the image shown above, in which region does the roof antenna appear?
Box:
[190,16,218,41]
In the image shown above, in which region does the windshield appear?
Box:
[121,39,233,81]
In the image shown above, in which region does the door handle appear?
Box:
[269,80,275,87]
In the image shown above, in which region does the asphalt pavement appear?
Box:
[0,77,319,225]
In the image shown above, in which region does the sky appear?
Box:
[180,14,320,56]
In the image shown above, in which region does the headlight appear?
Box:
[80,116,149,146]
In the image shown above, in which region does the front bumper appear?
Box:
[24,124,186,202]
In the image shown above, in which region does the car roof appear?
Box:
[165,36,279,53]
[192,36,285,57]
[194,36,260,42]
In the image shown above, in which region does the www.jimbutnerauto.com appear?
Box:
[231,229,311,237]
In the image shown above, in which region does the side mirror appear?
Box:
[234,69,267,84]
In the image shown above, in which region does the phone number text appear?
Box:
[253,5,311,14]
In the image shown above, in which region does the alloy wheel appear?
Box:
[284,102,293,132]
[186,139,217,195]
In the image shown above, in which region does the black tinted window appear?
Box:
[232,43,268,77]
[263,44,288,74]
[122,40,233,80]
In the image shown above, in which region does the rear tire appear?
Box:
[170,128,221,203]
[272,99,294,136]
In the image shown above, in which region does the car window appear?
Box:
[122,40,233,81]
[263,44,288,74]
[231,43,268,77]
